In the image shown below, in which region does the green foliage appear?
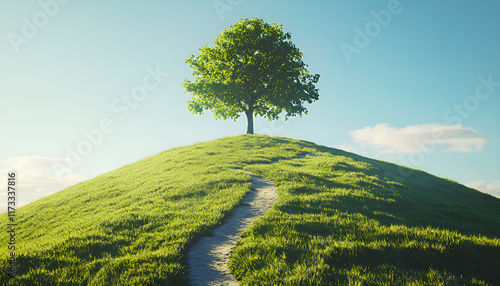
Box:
[183,18,320,133]
[1,135,499,285]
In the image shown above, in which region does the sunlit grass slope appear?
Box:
[1,135,499,285]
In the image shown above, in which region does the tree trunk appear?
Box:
[245,108,254,134]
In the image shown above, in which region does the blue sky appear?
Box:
[1,0,499,209]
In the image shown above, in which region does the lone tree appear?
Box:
[183,18,320,134]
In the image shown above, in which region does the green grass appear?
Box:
[1,135,499,285]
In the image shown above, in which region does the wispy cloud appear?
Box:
[349,123,487,154]
[0,156,86,212]
[466,181,500,198]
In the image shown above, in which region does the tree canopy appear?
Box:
[183,18,320,134]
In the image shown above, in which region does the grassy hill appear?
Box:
[1,135,499,285]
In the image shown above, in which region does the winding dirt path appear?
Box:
[187,153,317,286]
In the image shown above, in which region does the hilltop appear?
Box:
[1,135,499,285]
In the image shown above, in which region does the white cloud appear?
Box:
[349,123,487,154]
[0,156,86,212]
[335,143,359,153]
[466,181,500,198]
